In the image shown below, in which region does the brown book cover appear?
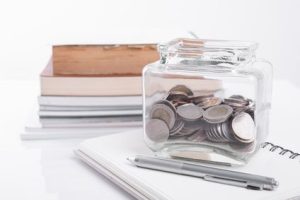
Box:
[41,58,223,97]
[52,44,159,76]
[41,59,142,96]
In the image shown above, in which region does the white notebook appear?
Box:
[21,108,142,140]
[38,95,142,107]
[75,129,300,200]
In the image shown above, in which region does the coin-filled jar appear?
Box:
[143,38,272,165]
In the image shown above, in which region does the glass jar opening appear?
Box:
[158,38,258,66]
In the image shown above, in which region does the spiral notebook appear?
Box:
[75,128,300,200]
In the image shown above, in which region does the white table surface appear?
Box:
[0,80,134,200]
[0,79,299,200]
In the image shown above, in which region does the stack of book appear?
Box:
[22,44,159,139]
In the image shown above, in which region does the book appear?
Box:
[39,109,142,117]
[38,95,142,117]
[75,129,300,200]
[41,59,224,96]
[22,112,142,140]
[38,95,142,107]
[39,105,142,111]
[21,127,137,140]
[40,60,142,96]
[38,115,142,128]
[52,44,159,76]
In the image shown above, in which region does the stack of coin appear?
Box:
[205,112,256,144]
[169,119,185,136]
[224,95,254,117]
[145,84,257,153]
[231,112,256,143]
[205,122,234,143]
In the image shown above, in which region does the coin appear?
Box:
[166,91,189,102]
[203,104,233,123]
[221,122,235,142]
[223,97,248,108]
[231,112,256,143]
[178,126,197,136]
[207,130,222,142]
[184,120,205,130]
[177,103,204,121]
[229,95,245,100]
[215,123,230,142]
[169,85,193,96]
[150,103,176,129]
[155,100,177,113]
[206,125,219,142]
[170,119,185,136]
[196,97,222,109]
[189,94,214,104]
[146,119,169,143]
[172,100,189,107]
[206,123,230,143]
[147,85,257,154]
[233,106,249,114]
[187,128,207,142]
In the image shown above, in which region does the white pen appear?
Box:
[127,155,279,191]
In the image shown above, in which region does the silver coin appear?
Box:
[197,97,222,109]
[223,97,248,108]
[217,123,228,142]
[170,120,185,136]
[150,103,176,129]
[177,126,197,136]
[211,125,222,141]
[229,95,246,100]
[233,106,249,114]
[206,124,222,142]
[206,130,222,142]
[193,90,216,97]
[155,100,177,113]
[231,112,256,143]
[172,100,189,107]
[184,120,205,130]
[177,103,204,121]
[203,105,233,123]
[221,122,235,142]
[169,85,193,96]
[215,124,229,142]
[166,91,189,102]
[187,129,207,142]
[146,119,169,143]
[189,94,214,104]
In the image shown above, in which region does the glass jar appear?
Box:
[142,38,272,165]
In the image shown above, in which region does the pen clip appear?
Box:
[203,175,263,190]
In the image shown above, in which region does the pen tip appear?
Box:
[127,157,135,164]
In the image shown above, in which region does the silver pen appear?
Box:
[127,155,279,191]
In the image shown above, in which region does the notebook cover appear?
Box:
[76,129,300,200]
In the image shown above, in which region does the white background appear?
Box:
[0,1,300,199]
[0,0,300,85]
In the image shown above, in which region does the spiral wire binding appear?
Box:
[261,142,300,160]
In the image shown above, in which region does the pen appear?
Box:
[127,155,279,191]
